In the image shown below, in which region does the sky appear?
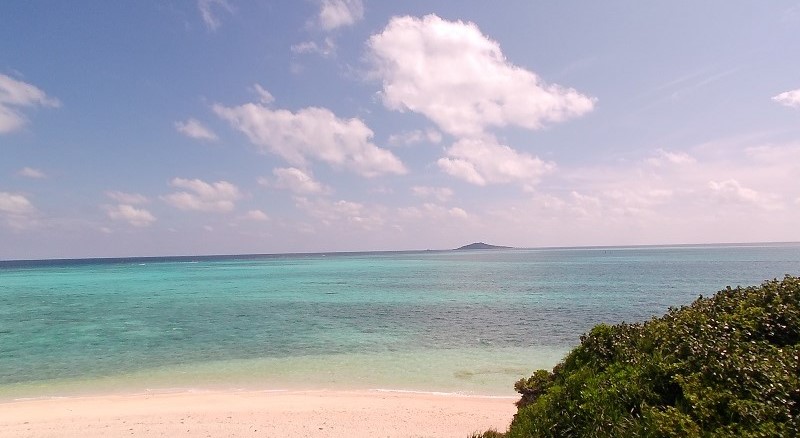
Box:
[1,1,799,259]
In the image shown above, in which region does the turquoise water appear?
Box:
[1,244,799,399]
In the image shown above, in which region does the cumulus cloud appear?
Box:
[0,74,60,134]
[17,167,46,179]
[162,177,242,212]
[214,98,406,177]
[0,191,36,229]
[367,15,595,137]
[316,0,364,30]
[437,137,555,188]
[105,204,156,227]
[772,89,800,108]
[264,167,329,195]
[411,186,453,202]
[105,191,148,205]
[198,0,232,31]
[175,118,218,141]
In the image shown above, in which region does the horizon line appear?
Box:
[2,240,799,264]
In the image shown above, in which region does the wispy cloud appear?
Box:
[295,196,385,231]
[397,203,469,221]
[17,167,47,179]
[645,149,696,167]
[411,186,453,203]
[316,0,364,30]
[105,191,149,205]
[388,129,442,146]
[175,118,218,141]
[198,0,233,31]
[0,73,60,134]
[630,67,740,113]
[291,37,336,57]
[262,167,330,195]
[241,209,269,221]
[251,84,274,105]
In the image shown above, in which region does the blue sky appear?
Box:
[1,1,799,259]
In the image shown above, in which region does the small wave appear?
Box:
[454,366,530,380]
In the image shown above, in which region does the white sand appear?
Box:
[0,389,516,437]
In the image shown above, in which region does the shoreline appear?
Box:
[0,346,563,402]
[0,388,517,437]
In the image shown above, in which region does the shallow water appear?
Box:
[1,244,799,398]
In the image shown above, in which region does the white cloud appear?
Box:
[743,144,800,170]
[162,177,242,212]
[426,130,443,144]
[252,84,274,105]
[105,204,156,227]
[105,191,148,205]
[0,74,60,134]
[707,179,762,204]
[17,167,46,179]
[265,167,329,195]
[388,129,442,146]
[398,203,469,221]
[449,207,468,219]
[411,186,453,202]
[214,100,406,177]
[317,0,364,30]
[175,118,218,141]
[570,191,603,217]
[367,15,595,137]
[772,89,800,108]
[548,138,792,226]
[0,191,36,229]
[242,209,269,221]
[291,37,336,57]
[437,137,555,187]
[198,0,232,31]
[0,192,35,215]
[646,149,696,166]
[295,196,385,230]
[533,188,673,222]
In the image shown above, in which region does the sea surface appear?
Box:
[1,243,799,399]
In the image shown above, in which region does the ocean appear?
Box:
[1,243,799,399]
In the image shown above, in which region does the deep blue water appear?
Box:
[1,243,798,397]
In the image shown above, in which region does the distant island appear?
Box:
[454,242,512,250]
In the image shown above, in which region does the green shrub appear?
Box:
[488,276,800,438]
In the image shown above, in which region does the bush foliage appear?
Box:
[483,276,800,437]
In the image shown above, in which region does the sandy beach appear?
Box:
[0,389,516,437]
